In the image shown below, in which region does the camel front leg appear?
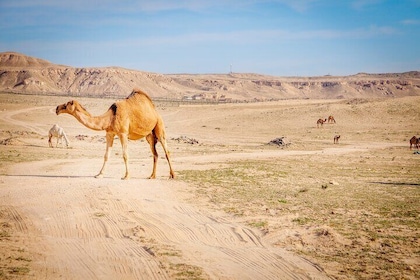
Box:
[119,134,130,180]
[95,133,114,178]
[58,136,63,147]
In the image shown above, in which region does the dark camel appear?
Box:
[334,135,340,144]
[328,115,336,123]
[409,136,419,149]
[317,118,327,128]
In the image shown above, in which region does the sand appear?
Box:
[0,93,419,279]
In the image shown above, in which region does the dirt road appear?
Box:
[2,157,328,279]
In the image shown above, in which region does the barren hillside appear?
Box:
[1,52,419,100]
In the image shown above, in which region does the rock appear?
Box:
[171,136,199,145]
[268,137,291,147]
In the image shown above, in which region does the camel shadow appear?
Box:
[23,144,72,149]
[370,181,420,187]
[4,174,94,179]
[4,174,152,180]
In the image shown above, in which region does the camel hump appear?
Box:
[127,89,153,103]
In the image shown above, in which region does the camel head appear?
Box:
[56,100,79,115]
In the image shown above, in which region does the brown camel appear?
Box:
[317,118,327,128]
[56,89,175,179]
[334,135,340,144]
[328,115,336,123]
[409,136,419,149]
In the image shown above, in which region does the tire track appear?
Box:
[2,158,330,279]
[3,205,29,233]
[107,179,330,279]
[1,163,170,280]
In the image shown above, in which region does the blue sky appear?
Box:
[0,0,419,76]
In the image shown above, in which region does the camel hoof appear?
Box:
[94,174,103,179]
[121,176,129,180]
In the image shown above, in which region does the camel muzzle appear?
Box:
[56,106,61,115]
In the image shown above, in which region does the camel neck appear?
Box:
[73,107,112,131]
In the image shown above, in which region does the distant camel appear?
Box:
[48,124,69,148]
[334,135,340,144]
[328,115,336,123]
[409,136,419,149]
[317,118,327,128]
[56,89,175,179]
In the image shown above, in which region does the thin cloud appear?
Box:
[105,25,399,47]
[351,0,383,10]
[0,0,320,13]
[274,0,319,12]
[28,24,398,48]
[0,0,247,12]
[401,19,420,25]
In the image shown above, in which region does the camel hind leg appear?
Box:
[159,137,175,179]
[146,133,158,179]
[153,119,175,179]
[146,122,175,179]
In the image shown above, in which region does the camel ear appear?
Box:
[70,101,74,105]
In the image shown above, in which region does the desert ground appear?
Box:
[0,92,419,279]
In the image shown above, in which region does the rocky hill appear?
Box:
[1,52,419,101]
[0,52,185,99]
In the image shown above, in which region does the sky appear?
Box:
[0,0,419,76]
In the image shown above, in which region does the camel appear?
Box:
[409,136,419,149]
[317,118,327,128]
[56,89,175,179]
[48,124,69,148]
[328,115,336,123]
[334,135,340,144]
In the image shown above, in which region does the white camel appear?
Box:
[48,124,69,148]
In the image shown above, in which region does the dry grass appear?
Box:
[179,145,420,279]
[0,207,32,279]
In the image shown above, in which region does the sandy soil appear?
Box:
[0,93,419,279]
